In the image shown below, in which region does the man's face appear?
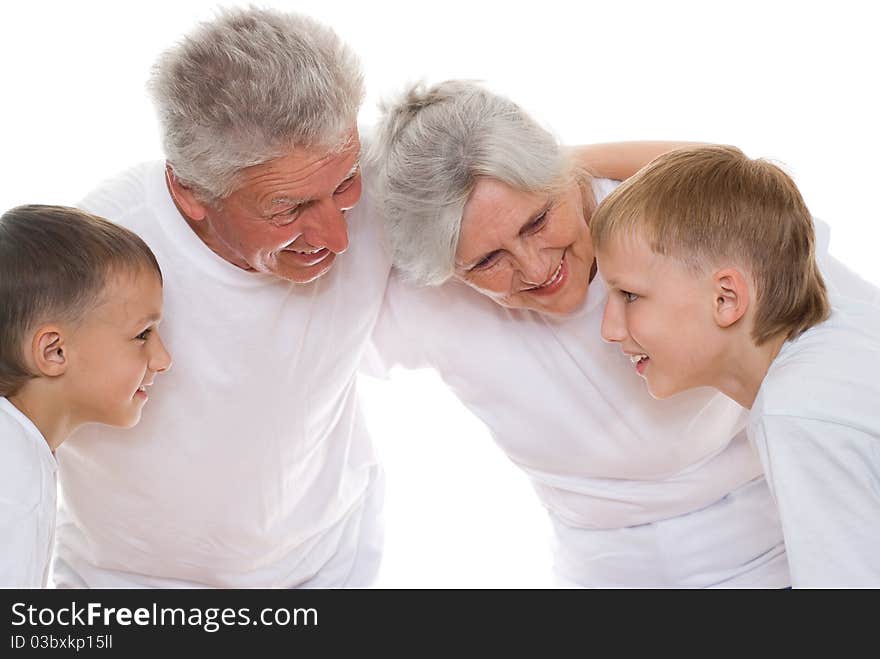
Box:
[199,130,362,284]
[597,234,723,399]
[454,177,595,315]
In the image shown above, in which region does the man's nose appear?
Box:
[302,201,349,254]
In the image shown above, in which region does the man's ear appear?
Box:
[712,267,750,329]
[32,327,68,377]
[165,163,208,222]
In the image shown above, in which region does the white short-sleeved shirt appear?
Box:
[750,296,880,587]
[369,178,880,587]
[53,155,391,588]
[0,397,56,587]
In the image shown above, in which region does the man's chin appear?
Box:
[271,252,337,284]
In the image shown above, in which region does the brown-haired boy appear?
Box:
[1,205,171,587]
[590,146,880,587]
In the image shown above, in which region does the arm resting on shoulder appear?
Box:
[573,141,706,180]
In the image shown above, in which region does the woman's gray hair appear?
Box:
[369,80,567,286]
[148,6,364,202]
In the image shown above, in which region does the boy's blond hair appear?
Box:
[0,205,162,396]
[590,145,830,346]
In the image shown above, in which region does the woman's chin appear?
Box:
[508,285,589,316]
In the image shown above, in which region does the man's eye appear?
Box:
[622,290,639,303]
[335,174,358,195]
[272,208,301,225]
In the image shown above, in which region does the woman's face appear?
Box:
[454,177,595,314]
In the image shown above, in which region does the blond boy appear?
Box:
[590,145,880,587]
[0,205,171,587]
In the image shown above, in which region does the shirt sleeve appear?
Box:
[0,499,44,587]
[364,273,442,378]
[751,414,880,587]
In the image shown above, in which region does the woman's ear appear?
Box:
[32,327,68,377]
[712,267,751,329]
[165,163,208,222]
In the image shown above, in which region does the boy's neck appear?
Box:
[714,332,787,410]
[7,387,75,453]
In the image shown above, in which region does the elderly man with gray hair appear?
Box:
[53,7,390,588]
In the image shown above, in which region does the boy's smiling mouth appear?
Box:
[625,352,650,375]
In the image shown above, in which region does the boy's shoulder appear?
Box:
[0,401,44,508]
[754,297,880,431]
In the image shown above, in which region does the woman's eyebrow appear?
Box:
[457,200,553,270]
[517,200,552,237]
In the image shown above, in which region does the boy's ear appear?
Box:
[32,327,68,377]
[712,267,750,329]
[165,163,208,222]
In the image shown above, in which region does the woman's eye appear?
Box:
[622,291,639,303]
[136,328,152,341]
[472,251,500,271]
[525,211,548,234]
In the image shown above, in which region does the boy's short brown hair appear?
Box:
[0,205,162,396]
[590,145,830,345]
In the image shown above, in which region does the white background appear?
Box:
[2,1,878,587]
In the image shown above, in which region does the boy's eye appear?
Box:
[621,290,639,303]
[135,328,152,341]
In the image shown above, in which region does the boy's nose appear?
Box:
[600,296,627,343]
[150,333,173,373]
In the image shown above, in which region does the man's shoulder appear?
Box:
[78,161,166,223]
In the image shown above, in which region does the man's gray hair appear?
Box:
[369,80,566,286]
[148,6,364,202]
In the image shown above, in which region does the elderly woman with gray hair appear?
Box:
[369,80,879,587]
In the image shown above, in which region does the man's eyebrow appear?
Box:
[267,160,361,211]
[343,159,361,179]
[270,196,309,209]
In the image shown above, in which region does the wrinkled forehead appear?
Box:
[228,131,362,203]
[456,178,546,260]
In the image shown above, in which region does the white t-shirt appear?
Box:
[370,178,879,587]
[54,158,391,588]
[0,397,56,587]
[750,296,880,588]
